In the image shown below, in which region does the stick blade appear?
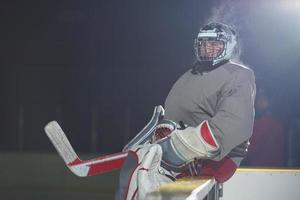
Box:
[44,121,79,164]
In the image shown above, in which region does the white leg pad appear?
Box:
[171,120,220,161]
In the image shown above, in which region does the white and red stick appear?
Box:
[44,105,164,177]
[45,121,128,177]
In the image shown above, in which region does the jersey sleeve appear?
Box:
[208,69,256,161]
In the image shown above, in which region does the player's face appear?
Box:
[198,40,224,60]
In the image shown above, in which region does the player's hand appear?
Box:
[151,119,177,143]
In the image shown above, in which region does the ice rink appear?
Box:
[0,153,118,200]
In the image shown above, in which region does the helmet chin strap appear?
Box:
[191,59,229,75]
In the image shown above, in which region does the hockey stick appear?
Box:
[122,105,164,151]
[44,105,164,177]
[45,121,128,177]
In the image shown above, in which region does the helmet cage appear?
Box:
[194,23,237,66]
[197,39,226,62]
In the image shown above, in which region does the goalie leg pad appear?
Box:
[171,120,220,159]
[159,120,220,172]
[115,144,173,200]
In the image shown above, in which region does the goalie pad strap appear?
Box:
[176,157,237,183]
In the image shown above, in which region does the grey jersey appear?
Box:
[164,61,256,165]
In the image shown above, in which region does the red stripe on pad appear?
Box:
[200,121,217,148]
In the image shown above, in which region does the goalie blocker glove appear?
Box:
[157,120,220,172]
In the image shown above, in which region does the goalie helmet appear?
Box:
[194,22,238,66]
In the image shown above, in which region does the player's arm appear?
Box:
[208,69,256,161]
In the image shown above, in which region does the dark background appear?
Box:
[1,0,300,166]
